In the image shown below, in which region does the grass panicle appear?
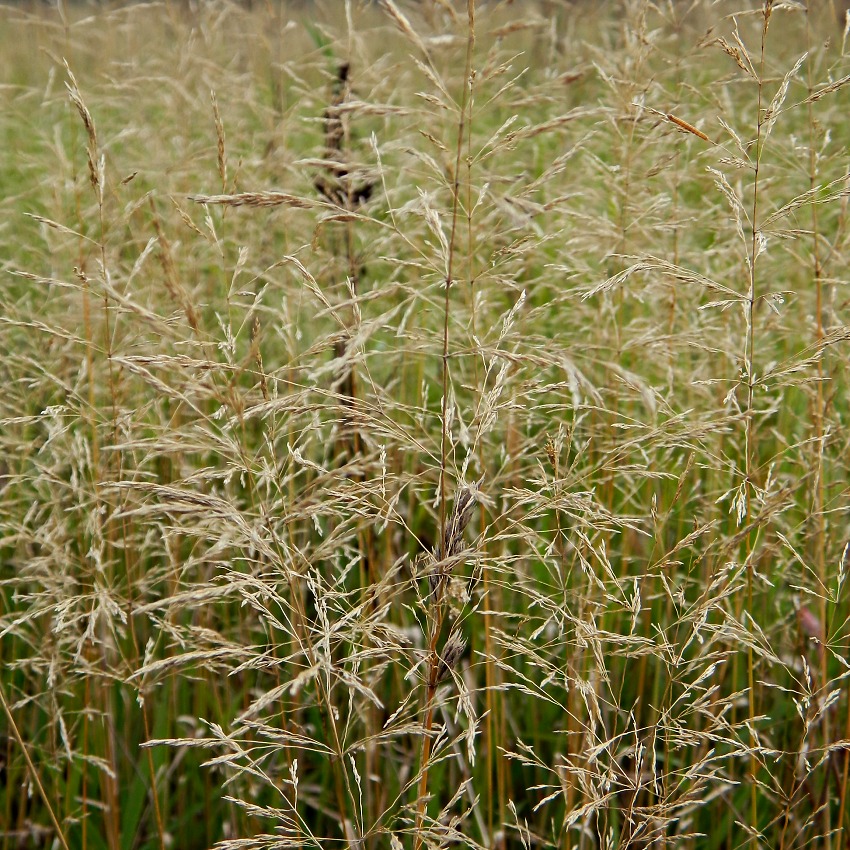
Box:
[1,2,849,850]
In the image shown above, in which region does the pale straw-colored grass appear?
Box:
[1,2,849,849]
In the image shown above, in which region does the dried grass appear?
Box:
[1,1,850,849]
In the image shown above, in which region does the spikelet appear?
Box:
[428,478,483,599]
[436,630,467,685]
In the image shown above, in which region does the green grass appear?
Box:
[2,1,850,849]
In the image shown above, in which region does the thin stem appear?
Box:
[419,8,475,848]
[0,681,71,850]
[805,8,832,850]
[439,0,475,551]
[744,6,771,844]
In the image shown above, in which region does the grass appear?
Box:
[1,1,850,848]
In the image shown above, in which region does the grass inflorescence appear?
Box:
[1,1,850,849]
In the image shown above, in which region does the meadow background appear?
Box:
[1,1,850,848]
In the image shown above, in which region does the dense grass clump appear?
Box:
[2,1,850,848]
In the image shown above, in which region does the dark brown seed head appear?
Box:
[437,630,467,684]
[437,477,483,562]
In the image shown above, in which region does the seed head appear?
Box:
[437,630,467,684]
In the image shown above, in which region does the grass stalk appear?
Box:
[742,6,773,843]
[0,682,70,850]
[804,7,832,848]
[416,6,476,848]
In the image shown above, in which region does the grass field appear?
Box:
[1,1,850,848]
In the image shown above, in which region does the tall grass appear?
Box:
[1,1,850,848]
